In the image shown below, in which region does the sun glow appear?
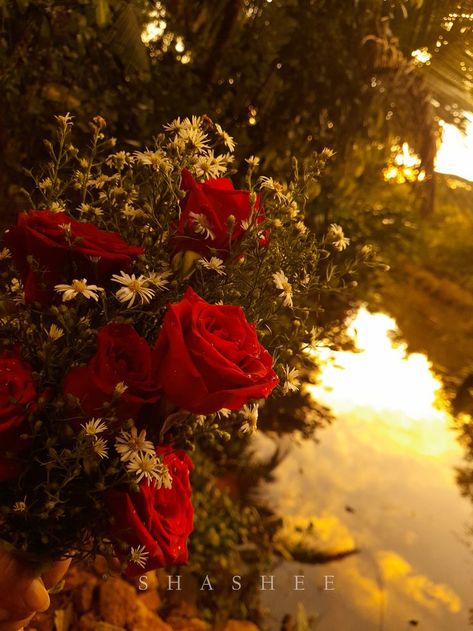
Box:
[435,112,473,181]
[308,308,455,457]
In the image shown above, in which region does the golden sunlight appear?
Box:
[436,112,473,181]
[308,308,455,457]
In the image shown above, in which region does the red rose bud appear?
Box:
[4,210,143,304]
[106,447,194,576]
[62,323,161,425]
[153,287,279,415]
[171,169,265,259]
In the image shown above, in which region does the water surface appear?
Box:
[258,308,473,630]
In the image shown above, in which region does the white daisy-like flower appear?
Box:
[215,124,236,152]
[282,365,301,394]
[327,223,350,251]
[111,272,155,308]
[189,212,215,240]
[178,126,210,151]
[259,176,290,203]
[240,404,259,434]
[121,204,144,220]
[134,149,171,172]
[181,115,204,129]
[126,452,172,486]
[0,247,11,261]
[50,201,66,214]
[163,117,183,132]
[272,270,293,308]
[115,427,155,462]
[92,437,109,459]
[194,151,228,180]
[130,545,149,569]
[39,177,52,191]
[147,270,171,291]
[78,203,93,214]
[81,418,107,437]
[54,279,104,302]
[199,256,226,276]
[245,155,260,169]
[46,323,64,341]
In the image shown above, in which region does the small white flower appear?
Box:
[81,418,107,437]
[39,177,52,191]
[327,223,350,251]
[295,221,308,235]
[147,270,171,291]
[13,498,27,513]
[240,404,259,434]
[178,126,209,151]
[0,248,11,261]
[114,381,128,396]
[215,124,236,152]
[245,155,260,169]
[134,149,170,172]
[78,203,93,214]
[10,278,21,294]
[112,272,155,308]
[58,223,72,239]
[115,427,155,462]
[163,117,183,132]
[282,365,301,394]
[272,270,293,308]
[199,256,226,276]
[288,201,300,219]
[126,452,172,487]
[259,176,290,203]
[50,201,66,214]
[194,150,228,180]
[121,204,144,220]
[54,279,104,302]
[46,323,64,341]
[92,437,109,459]
[130,545,149,569]
[189,212,215,240]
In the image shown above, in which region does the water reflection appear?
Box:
[258,307,473,630]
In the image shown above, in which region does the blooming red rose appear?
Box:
[63,323,160,423]
[4,210,143,304]
[172,169,264,258]
[153,287,278,414]
[0,351,37,481]
[106,447,194,576]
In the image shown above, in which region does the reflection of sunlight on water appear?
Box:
[258,306,473,630]
[307,308,456,458]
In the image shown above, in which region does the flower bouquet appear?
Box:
[0,114,361,576]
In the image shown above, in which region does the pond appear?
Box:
[256,307,473,630]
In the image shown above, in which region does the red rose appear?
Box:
[153,287,278,414]
[4,210,143,304]
[172,169,264,258]
[106,447,194,576]
[63,323,160,423]
[0,351,37,481]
